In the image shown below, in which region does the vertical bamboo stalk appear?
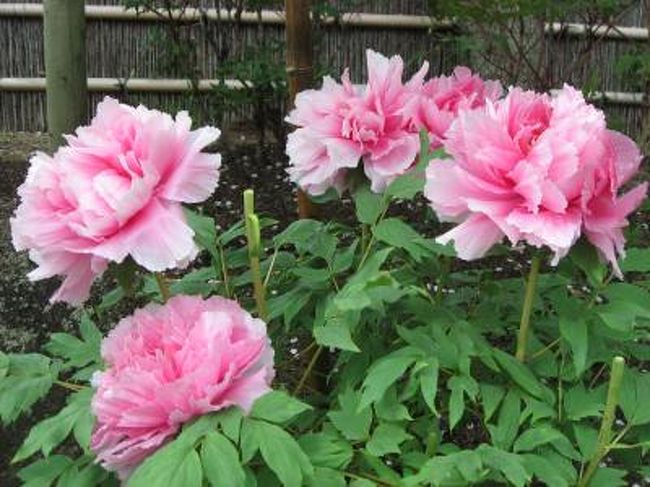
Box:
[285,0,315,219]
[43,0,88,141]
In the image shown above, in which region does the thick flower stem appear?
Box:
[244,190,268,321]
[155,272,171,303]
[578,357,625,487]
[293,345,323,396]
[515,255,541,362]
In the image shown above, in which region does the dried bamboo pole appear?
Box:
[285,0,314,219]
[43,0,88,140]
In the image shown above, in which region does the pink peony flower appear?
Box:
[403,66,502,148]
[425,85,647,275]
[91,295,275,478]
[286,49,428,194]
[11,97,221,304]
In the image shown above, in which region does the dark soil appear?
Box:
[1,129,648,485]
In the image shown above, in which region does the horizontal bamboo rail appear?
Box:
[0,77,246,92]
[0,77,646,106]
[0,3,647,40]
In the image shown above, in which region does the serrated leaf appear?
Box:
[489,389,521,450]
[590,467,627,487]
[251,391,311,424]
[480,384,505,422]
[564,384,604,421]
[366,423,412,457]
[359,350,418,410]
[328,389,372,441]
[573,424,598,460]
[0,354,57,424]
[419,360,439,415]
[620,247,650,272]
[478,445,530,487]
[201,431,245,487]
[13,389,93,463]
[558,300,588,374]
[17,455,73,486]
[299,432,353,469]
[522,454,570,487]
[184,208,217,254]
[250,419,314,487]
[492,349,548,401]
[513,425,567,453]
[597,283,650,332]
[353,184,385,224]
[373,218,430,261]
[619,371,650,425]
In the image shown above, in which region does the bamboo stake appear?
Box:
[43,0,88,140]
[285,0,315,219]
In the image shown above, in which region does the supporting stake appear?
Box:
[43,0,88,141]
[285,0,315,218]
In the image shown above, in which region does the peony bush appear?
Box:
[2,50,649,487]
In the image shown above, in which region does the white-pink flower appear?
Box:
[403,66,502,148]
[286,49,428,194]
[11,97,221,304]
[91,295,275,479]
[424,85,647,275]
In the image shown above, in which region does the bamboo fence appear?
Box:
[0,0,647,137]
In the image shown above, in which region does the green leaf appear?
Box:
[366,422,412,457]
[564,384,604,421]
[251,391,312,424]
[522,454,570,487]
[314,316,360,352]
[45,314,102,370]
[0,351,8,379]
[597,283,650,332]
[569,239,606,286]
[492,349,548,401]
[307,468,347,487]
[0,353,57,424]
[385,164,426,200]
[13,389,93,462]
[619,371,650,425]
[359,349,419,410]
[418,360,439,415]
[373,218,430,261]
[589,467,627,487]
[559,300,589,375]
[478,445,530,487]
[249,419,314,487]
[480,384,506,422]
[375,387,411,421]
[513,425,568,453]
[201,432,246,487]
[299,432,353,469]
[129,416,217,485]
[353,184,385,224]
[573,424,598,460]
[488,389,521,450]
[328,389,373,441]
[184,208,218,254]
[620,247,650,272]
[17,455,73,486]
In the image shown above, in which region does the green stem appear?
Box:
[578,357,625,487]
[515,255,541,362]
[293,345,323,396]
[55,380,86,392]
[217,243,231,298]
[250,254,268,322]
[155,272,171,303]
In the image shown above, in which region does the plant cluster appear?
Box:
[2,47,649,487]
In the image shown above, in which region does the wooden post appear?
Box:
[285,0,315,219]
[43,0,88,140]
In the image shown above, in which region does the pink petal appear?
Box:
[436,214,505,260]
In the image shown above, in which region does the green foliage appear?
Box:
[5,135,649,484]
